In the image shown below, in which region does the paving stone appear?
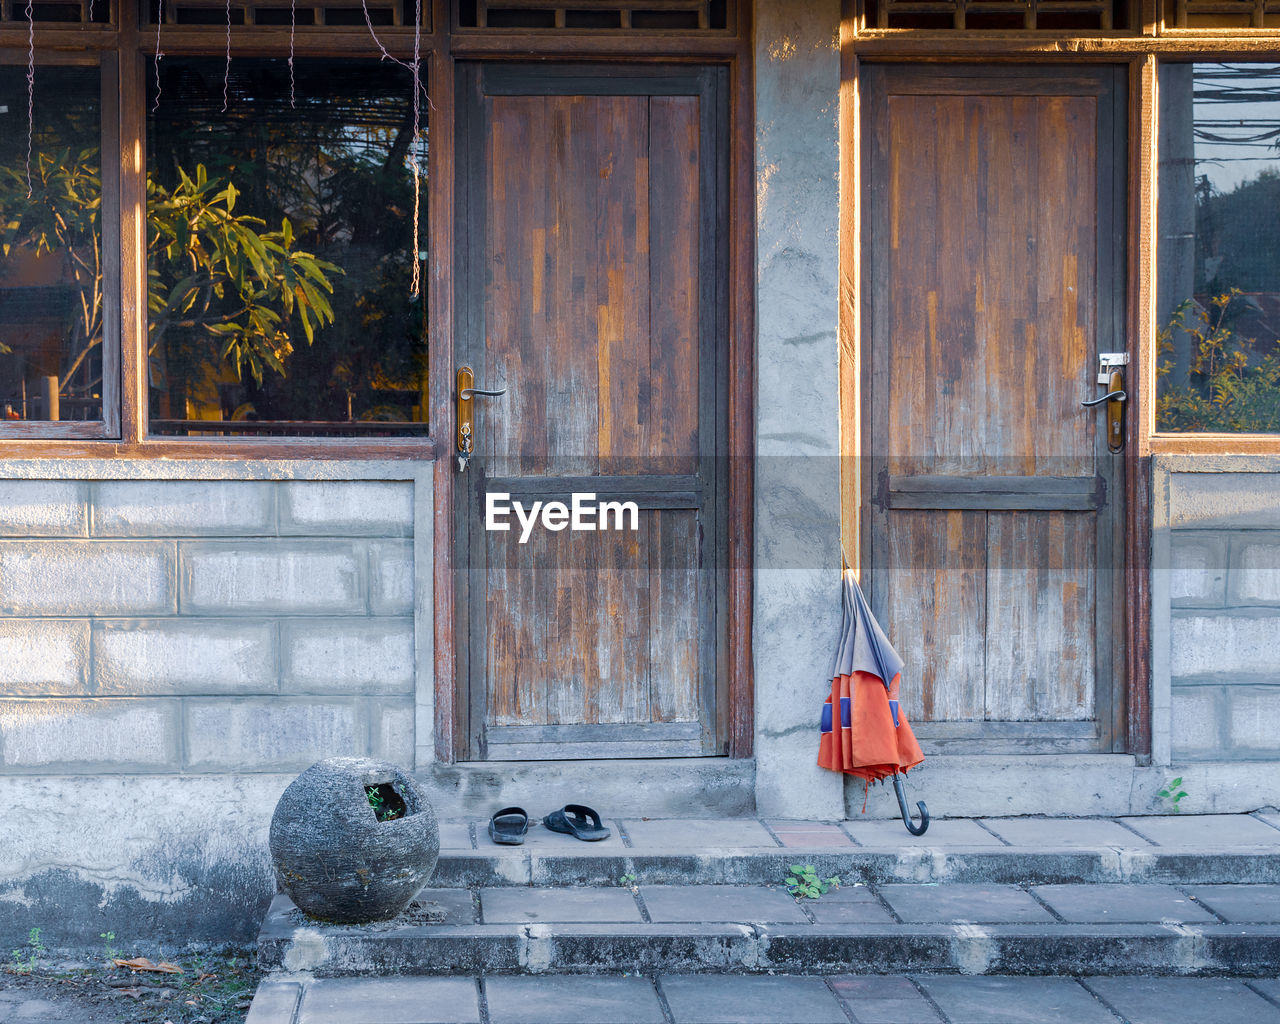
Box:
[296,978,480,1024]
[769,823,855,848]
[409,888,477,925]
[623,818,779,848]
[828,976,943,1024]
[1186,884,1280,922]
[1120,814,1280,847]
[808,900,896,925]
[246,980,303,1024]
[659,975,846,1024]
[480,887,642,923]
[1032,884,1219,923]
[484,976,665,1024]
[438,822,474,850]
[642,885,809,923]
[980,817,1151,848]
[877,884,1056,923]
[1086,976,1280,1024]
[916,976,1116,1024]
[847,819,1007,847]
[1250,979,1280,1004]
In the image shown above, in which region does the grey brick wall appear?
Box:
[1165,469,1280,761]
[0,478,416,773]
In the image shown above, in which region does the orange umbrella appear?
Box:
[818,569,929,834]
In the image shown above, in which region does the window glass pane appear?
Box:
[147,58,428,437]
[0,66,103,424]
[1158,62,1280,433]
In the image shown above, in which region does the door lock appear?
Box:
[1082,353,1127,454]
[456,366,507,472]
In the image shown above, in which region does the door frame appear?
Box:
[429,16,757,765]
[850,59,1142,756]
[450,61,731,762]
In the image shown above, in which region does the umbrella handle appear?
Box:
[892,772,930,836]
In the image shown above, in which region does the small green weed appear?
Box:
[785,864,840,900]
[1158,777,1189,813]
[365,783,407,823]
[99,931,118,961]
[619,872,638,892]
[10,927,45,974]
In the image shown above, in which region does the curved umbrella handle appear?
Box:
[892,772,930,836]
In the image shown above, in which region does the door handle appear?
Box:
[1082,369,1126,454]
[456,366,507,472]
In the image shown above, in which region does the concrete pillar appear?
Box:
[753,0,845,819]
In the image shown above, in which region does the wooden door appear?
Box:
[454,64,728,761]
[862,65,1127,753]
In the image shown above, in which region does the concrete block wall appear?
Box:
[0,478,417,773]
[1156,459,1280,763]
[0,464,429,948]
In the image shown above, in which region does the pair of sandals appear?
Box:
[487,804,610,845]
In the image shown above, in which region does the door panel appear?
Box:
[456,65,726,761]
[863,66,1126,754]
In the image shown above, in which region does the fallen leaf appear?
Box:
[111,956,185,974]
[197,972,217,983]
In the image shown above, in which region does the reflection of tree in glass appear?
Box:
[0,151,340,402]
[149,61,428,426]
[1158,290,1280,432]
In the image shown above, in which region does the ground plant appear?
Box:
[1158,776,1189,813]
[9,926,45,974]
[785,864,841,900]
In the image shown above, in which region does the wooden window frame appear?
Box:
[0,0,756,764]
[838,0,1280,763]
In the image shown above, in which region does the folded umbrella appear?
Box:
[819,569,929,834]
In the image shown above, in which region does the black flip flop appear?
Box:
[544,804,611,842]
[488,806,530,845]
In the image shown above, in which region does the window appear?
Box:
[146,58,429,437]
[1157,62,1280,433]
[0,63,108,432]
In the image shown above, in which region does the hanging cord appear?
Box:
[408,0,421,298]
[287,0,296,109]
[152,0,164,113]
[221,0,231,113]
[358,0,432,109]
[25,0,33,198]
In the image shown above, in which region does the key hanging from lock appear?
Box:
[457,422,472,473]
[456,365,506,473]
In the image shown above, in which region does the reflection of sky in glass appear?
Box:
[1194,62,1280,194]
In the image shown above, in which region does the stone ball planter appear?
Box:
[269,757,439,924]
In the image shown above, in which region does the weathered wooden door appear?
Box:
[862,65,1127,753]
[454,64,727,761]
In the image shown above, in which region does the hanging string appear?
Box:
[288,0,296,109]
[221,0,231,113]
[152,0,164,113]
[25,0,33,198]
[408,0,421,298]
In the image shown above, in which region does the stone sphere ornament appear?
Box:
[269,757,440,924]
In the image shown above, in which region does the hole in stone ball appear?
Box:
[365,782,409,823]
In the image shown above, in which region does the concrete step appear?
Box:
[427,812,1280,888]
[257,879,1280,979]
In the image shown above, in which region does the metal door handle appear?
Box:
[1082,368,1125,453]
[456,366,507,472]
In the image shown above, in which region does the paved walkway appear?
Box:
[247,973,1280,1024]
